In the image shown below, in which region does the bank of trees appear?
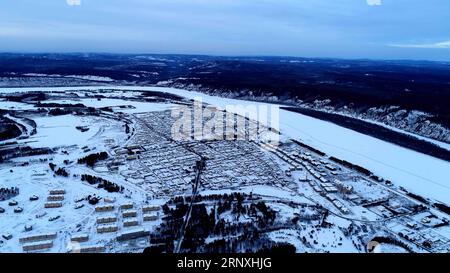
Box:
[80,174,123,193]
[78,152,108,167]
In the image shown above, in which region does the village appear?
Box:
[0,88,449,253]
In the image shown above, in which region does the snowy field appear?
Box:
[21,115,112,149]
[1,86,448,204]
[0,99,36,111]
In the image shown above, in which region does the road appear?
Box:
[174,158,204,253]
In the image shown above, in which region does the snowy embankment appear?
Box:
[22,74,114,82]
[1,86,450,204]
[44,98,176,114]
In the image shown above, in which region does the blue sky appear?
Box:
[1,0,449,60]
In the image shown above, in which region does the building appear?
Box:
[47,195,64,201]
[123,219,139,227]
[324,186,338,193]
[70,234,89,243]
[96,216,117,224]
[95,205,114,212]
[49,189,65,195]
[143,212,159,222]
[97,224,118,233]
[334,180,353,194]
[116,228,150,242]
[78,245,105,253]
[19,232,57,243]
[44,202,63,208]
[120,203,134,210]
[23,240,53,252]
[142,205,160,213]
[104,197,116,203]
[122,210,137,218]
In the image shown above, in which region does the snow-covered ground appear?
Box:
[0,99,36,111]
[12,114,121,149]
[22,74,114,82]
[64,75,114,82]
[1,86,449,204]
[0,109,157,253]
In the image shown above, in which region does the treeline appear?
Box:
[329,156,372,176]
[45,107,99,116]
[0,146,52,162]
[0,187,19,201]
[78,152,108,167]
[434,202,450,216]
[35,102,86,108]
[291,139,326,156]
[201,232,296,253]
[284,107,450,162]
[80,174,123,193]
[49,163,69,177]
[0,123,21,141]
[154,193,278,253]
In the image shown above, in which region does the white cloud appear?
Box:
[367,0,382,6]
[389,41,450,49]
[67,0,81,6]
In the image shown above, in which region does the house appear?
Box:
[143,212,159,222]
[120,203,134,210]
[97,224,118,233]
[23,240,53,252]
[97,216,117,224]
[123,219,139,227]
[122,209,137,218]
[95,205,114,212]
[49,189,65,195]
[47,195,64,201]
[71,234,89,243]
[104,197,116,203]
[77,245,105,253]
[45,202,63,208]
[334,180,353,194]
[19,232,57,243]
[116,228,150,242]
[142,205,160,213]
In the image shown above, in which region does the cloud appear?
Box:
[389,41,450,49]
[367,0,382,6]
[66,0,81,6]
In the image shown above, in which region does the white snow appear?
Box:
[0,100,36,111]
[21,74,114,82]
[18,115,102,148]
[64,75,114,82]
[1,86,450,204]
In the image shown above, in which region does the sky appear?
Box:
[0,0,449,61]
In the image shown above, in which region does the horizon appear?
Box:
[1,1,450,62]
[1,51,450,64]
